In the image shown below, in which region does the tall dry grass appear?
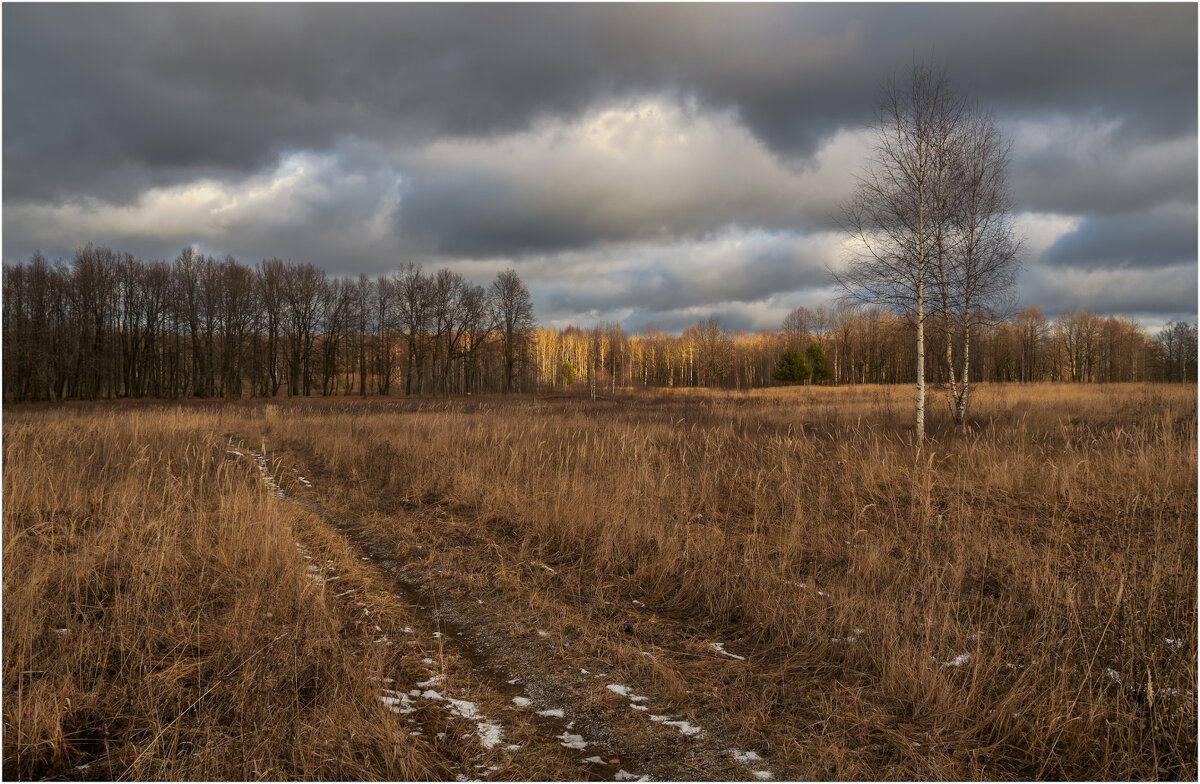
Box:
[2,407,435,780]
[259,383,1196,779]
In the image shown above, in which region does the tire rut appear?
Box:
[227,438,660,781]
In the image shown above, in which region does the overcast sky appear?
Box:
[4,3,1196,333]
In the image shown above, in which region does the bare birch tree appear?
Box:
[933,108,1020,424]
[837,64,964,445]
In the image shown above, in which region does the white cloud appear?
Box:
[1013,211,1084,258]
[399,95,869,250]
[4,150,408,269]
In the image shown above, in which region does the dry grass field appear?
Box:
[4,383,1196,780]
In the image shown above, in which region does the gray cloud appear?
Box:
[1043,203,1197,269]
[395,100,863,256]
[3,3,1196,329]
[5,4,1194,203]
[1017,261,1197,321]
[1007,115,1196,215]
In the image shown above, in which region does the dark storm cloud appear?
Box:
[3,3,1197,327]
[1007,116,1197,216]
[5,3,1194,203]
[1043,204,1197,269]
[1019,262,1197,321]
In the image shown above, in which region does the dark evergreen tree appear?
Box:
[773,348,811,384]
[806,342,830,383]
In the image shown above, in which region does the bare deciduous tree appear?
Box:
[489,269,535,393]
[837,64,964,444]
[395,263,431,395]
[933,107,1020,424]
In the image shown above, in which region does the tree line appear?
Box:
[528,304,1195,395]
[2,245,1193,404]
[2,245,533,402]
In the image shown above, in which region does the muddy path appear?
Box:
[226,436,784,781]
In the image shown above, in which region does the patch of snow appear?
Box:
[829,629,866,644]
[583,756,605,764]
[416,675,444,688]
[662,719,703,736]
[934,653,970,667]
[380,693,416,714]
[711,642,746,660]
[537,630,548,637]
[423,658,435,665]
[730,750,762,763]
[615,771,650,781]
[607,684,648,701]
[580,668,589,674]
[557,732,587,750]
[752,771,773,780]
[630,704,648,711]
[511,696,532,708]
[54,628,71,635]
[1106,668,1122,683]
[446,698,481,720]
[1166,638,1185,649]
[476,722,503,749]
[537,708,565,718]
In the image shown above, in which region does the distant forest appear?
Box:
[3,245,1196,402]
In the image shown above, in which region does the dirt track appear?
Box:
[229,437,782,782]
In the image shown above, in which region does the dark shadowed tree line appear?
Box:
[2,245,534,401]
